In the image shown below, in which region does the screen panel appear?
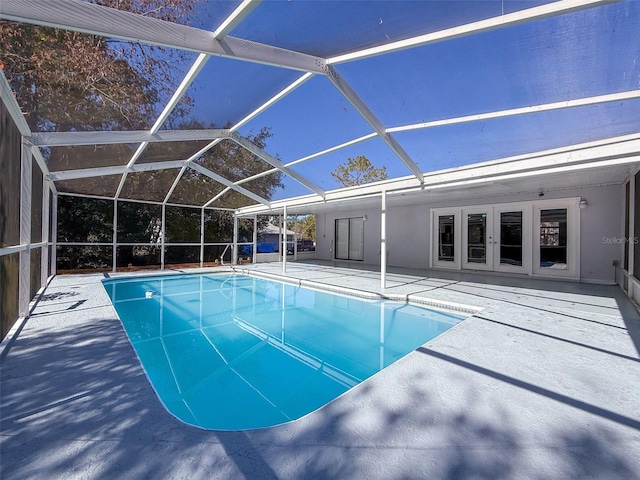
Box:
[56,196,113,243]
[0,101,22,248]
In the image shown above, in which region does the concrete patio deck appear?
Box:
[1,261,640,479]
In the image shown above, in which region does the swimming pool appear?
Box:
[103,273,466,430]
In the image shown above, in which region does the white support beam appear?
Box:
[203,187,231,208]
[189,162,271,207]
[328,0,619,64]
[30,146,51,179]
[200,208,205,267]
[229,132,326,198]
[164,138,227,206]
[213,0,261,39]
[1,0,327,74]
[31,129,229,147]
[19,142,32,316]
[41,179,50,285]
[163,166,188,205]
[232,73,315,132]
[285,133,378,168]
[51,193,57,275]
[0,69,31,136]
[112,199,118,272]
[325,67,424,182]
[253,215,258,264]
[237,170,277,185]
[380,190,387,291]
[116,54,212,198]
[388,90,640,133]
[161,204,166,269]
[48,160,188,182]
[282,205,288,273]
[232,213,239,266]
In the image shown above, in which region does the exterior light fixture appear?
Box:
[579,199,588,209]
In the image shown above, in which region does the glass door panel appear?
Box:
[468,214,487,263]
[335,218,349,260]
[462,210,493,270]
[493,205,530,274]
[539,208,567,269]
[533,200,577,278]
[348,217,364,261]
[499,211,523,267]
[432,209,459,268]
[438,215,455,262]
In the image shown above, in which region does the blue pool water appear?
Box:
[103,273,465,430]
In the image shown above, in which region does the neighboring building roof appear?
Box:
[259,223,295,236]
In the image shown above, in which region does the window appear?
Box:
[335,217,364,261]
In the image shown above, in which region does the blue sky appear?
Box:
[182,0,640,201]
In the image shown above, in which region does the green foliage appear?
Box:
[297,215,316,242]
[56,196,114,271]
[57,196,113,243]
[331,155,388,187]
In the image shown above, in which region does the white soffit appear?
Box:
[237,133,640,216]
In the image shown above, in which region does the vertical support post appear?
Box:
[381,190,387,292]
[629,177,635,298]
[282,206,288,273]
[232,212,238,266]
[200,207,205,267]
[161,204,166,269]
[293,215,298,261]
[18,141,32,316]
[281,280,286,343]
[253,215,258,264]
[278,214,283,261]
[112,199,118,272]
[51,192,57,275]
[41,179,50,285]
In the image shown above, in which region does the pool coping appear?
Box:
[231,266,483,316]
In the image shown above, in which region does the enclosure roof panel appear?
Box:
[1,0,637,209]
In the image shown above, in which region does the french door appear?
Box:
[458,206,530,273]
[432,199,578,278]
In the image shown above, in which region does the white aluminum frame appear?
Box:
[0,0,637,326]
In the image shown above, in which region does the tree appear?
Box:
[297,215,316,242]
[1,3,286,270]
[331,155,388,187]
[0,0,201,131]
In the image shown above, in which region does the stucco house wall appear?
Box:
[314,184,622,284]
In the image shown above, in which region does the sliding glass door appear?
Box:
[335,217,364,261]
